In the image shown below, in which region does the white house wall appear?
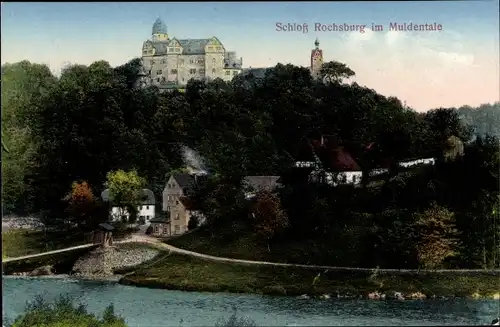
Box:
[110,205,156,223]
[297,157,436,187]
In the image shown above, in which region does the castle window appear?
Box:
[216,46,222,51]
[199,69,205,74]
[156,78,160,82]
[190,69,196,74]
[212,58,216,64]
[190,59,194,64]
[225,71,230,76]
[233,70,238,75]
[212,68,216,74]
[156,70,162,75]
[171,69,178,74]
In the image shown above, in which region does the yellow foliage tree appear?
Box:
[104,170,146,222]
[413,204,460,269]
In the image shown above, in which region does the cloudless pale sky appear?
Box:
[1,1,499,111]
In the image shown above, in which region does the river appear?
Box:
[2,277,497,326]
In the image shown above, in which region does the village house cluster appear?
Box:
[98,133,458,238]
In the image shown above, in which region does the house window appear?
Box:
[212,68,216,73]
[225,71,230,75]
[154,225,159,233]
[156,78,160,82]
[216,46,222,51]
[190,59,194,64]
[199,69,205,74]
[190,69,196,74]
[157,70,162,75]
[146,215,150,219]
[176,200,179,205]
[171,69,177,74]
[169,47,174,52]
[175,225,180,234]
[212,58,216,64]
[233,70,238,75]
[175,213,180,220]
[146,205,149,210]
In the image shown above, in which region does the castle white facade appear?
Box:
[138,18,243,90]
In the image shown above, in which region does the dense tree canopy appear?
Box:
[1,58,499,269]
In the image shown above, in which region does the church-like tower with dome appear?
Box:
[138,18,243,90]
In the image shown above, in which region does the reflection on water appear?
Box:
[3,277,496,326]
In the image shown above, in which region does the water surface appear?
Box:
[3,277,497,326]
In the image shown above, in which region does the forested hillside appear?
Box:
[457,102,500,139]
[2,59,499,269]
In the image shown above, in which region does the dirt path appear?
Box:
[5,234,500,275]
[3,236,154,263]
[127,235,500,275]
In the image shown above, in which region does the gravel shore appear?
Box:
[2,216,45,231]
[72,244,161,278]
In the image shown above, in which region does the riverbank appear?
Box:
[119,252,500,299]
[6,278,496,327]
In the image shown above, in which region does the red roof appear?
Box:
[307,136,361,171]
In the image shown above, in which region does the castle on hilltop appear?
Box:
[137,18,324,90]
[137,18,243,90]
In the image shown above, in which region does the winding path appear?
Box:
[4,234,500,275]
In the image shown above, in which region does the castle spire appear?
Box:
[314,38,320,49]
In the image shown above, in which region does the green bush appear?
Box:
[5,295,128,327]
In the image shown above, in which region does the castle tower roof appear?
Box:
[152,18,167,35]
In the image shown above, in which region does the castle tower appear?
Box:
[310,38,323,78]
[152,18,169,42]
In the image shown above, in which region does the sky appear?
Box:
[1,1,499,111]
